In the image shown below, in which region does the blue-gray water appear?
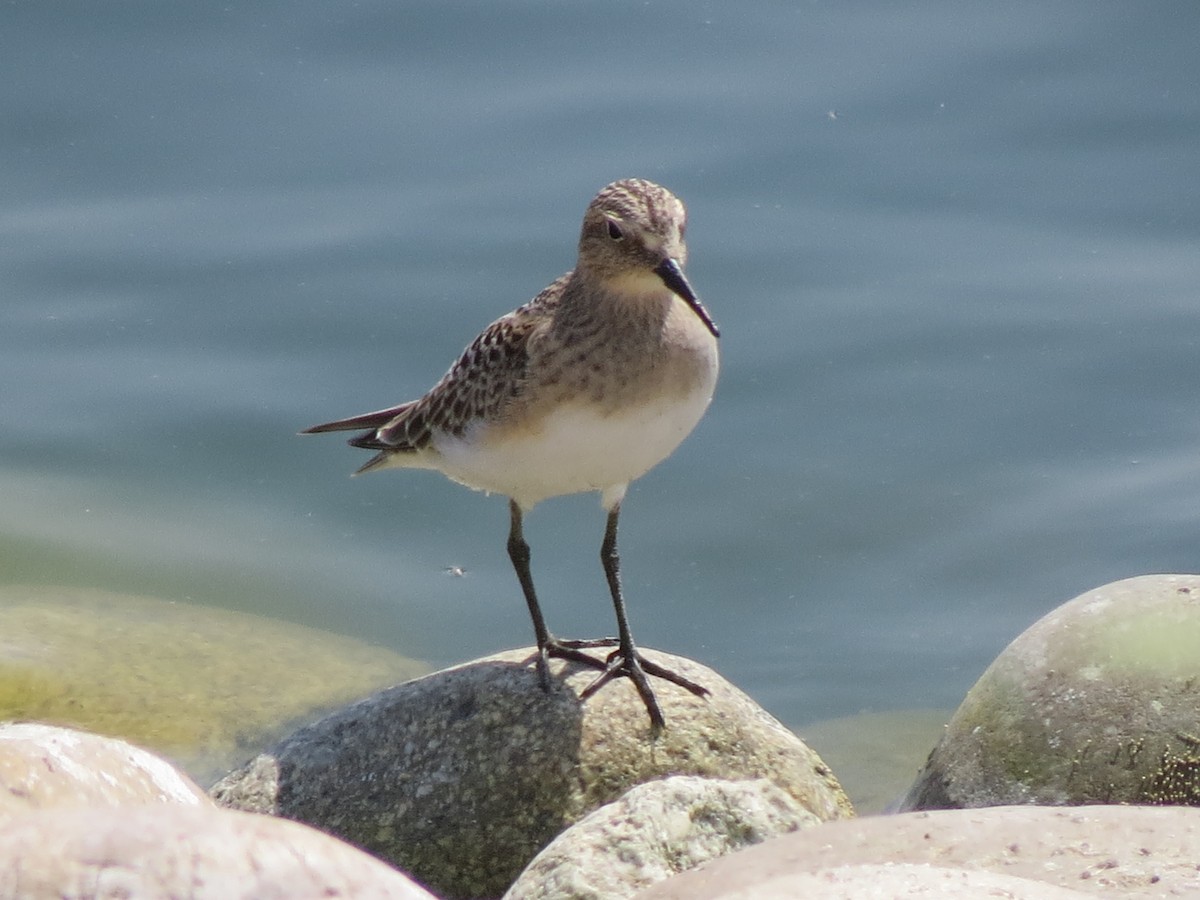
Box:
[4,2,1199,732]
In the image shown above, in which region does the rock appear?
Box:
[0,722,208,821]
[504,775,820,900]
[212,647,850,900]
[637,804,1200,898]
[0,584,428,782]
[692,863,1093,899]
[0,804,435,899]
[899,574,1200,811]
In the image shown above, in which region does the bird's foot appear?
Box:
[580,646,710,730]
[530,638,614,691]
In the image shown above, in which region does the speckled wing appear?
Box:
[306,276,567,470]
[364,306,541,450]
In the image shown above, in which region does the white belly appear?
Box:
[431,386,714,510]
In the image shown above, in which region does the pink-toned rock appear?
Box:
[637,805,1200,898]
[0,804,435,899]
[716,863,1092,899]
[0,722,208,820]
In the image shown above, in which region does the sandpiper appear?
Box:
[304,178,720,728]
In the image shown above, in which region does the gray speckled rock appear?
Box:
[899,574,1200,811]
[212,647,850,900]
[504,776,820,900]
[0,804,436,899]
[637,805,1200,899]
[0,722,208,821]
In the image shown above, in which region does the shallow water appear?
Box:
[4,1,1200,738]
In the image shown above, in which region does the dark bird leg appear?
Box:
[580,502,710,729]
[506,499,611,689]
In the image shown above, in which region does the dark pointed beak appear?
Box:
[653,258,720,338]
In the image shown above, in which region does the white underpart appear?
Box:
[427,384,714,511]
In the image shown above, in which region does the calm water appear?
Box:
[4,2,1200,734]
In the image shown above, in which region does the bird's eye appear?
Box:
[606,220,624,240]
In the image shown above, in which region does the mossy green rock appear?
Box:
[0,585,427,783]
[900,574,1200,810]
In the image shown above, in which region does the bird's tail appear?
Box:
[300,400,418,435]
[303,400,426,475]
[351,452,395,476]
